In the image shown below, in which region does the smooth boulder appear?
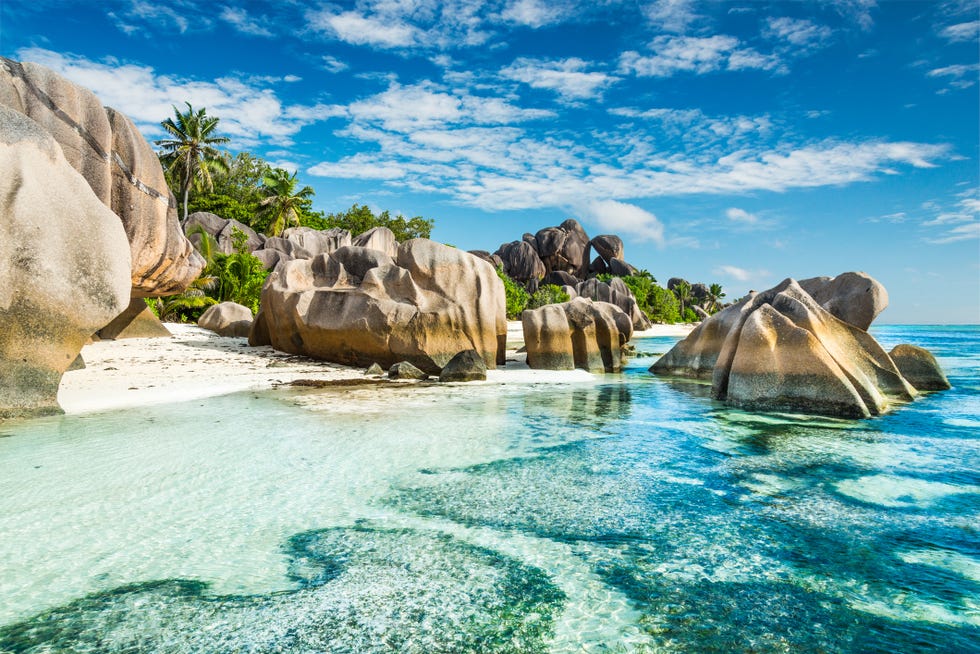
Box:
[0,106,131,418]
[798,272,888,330]
[252,240,507,374]
[198,302,253,338]
[439,350,488,382]
[98,297,171,339]
[650,275,930,418]
[522,297,633,373]
[889,344,951,391]
[389,361,429,380]
[0,57,204,297]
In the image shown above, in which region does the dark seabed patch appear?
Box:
[0,526,565,654]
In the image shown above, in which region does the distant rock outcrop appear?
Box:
[185,212,264,254]
[522,297,634,373]
[575,278,652,331]
[0,57,204,297]
[0,106,131,418]
[650,274,946,418]
[251,239,507,374]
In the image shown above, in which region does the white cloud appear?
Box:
[726,207,758,224]
[713,265,769,282]
[619,35,784,77]
[108,1,194,35]
[308,155,408,180]
[940,20,980,42]
[500,0,563,28]
[926,222,980,244]
[501,57,618,101]
[927,63,980,89]
[829,0,876,31]
[309,9,418,48]
[321,56,349,73]
[643,0,701,33]
[764,17,833,51]
[581,200,665,245]
[219,6,273,37]
[16,48,341,147]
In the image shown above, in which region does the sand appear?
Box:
[57,322,695,415]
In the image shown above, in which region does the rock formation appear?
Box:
[97,297,172,339]
[575,278,652,331]
[889,344,951,391]
[650,275,947,418]
[522,297,634,373]
[198,302,253,338]
[798,272,887,331]
[251,239,507,374]
[0,106,131,418]
[439,350,488,382]
[185,212,264,255]
[0,57,204,297]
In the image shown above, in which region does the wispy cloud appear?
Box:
[619,35,784,77]
[726,207,758,224]
[643,0,701,33]
[764,17,833,52]
[219,6,273,37]
[501,57,618,101]
[321,56,348,74]
[713,265,770,282]
[108,0,197,36]
[309,9,418,48]
[927,63,980,90]
[939,20,980,42]
[923,191,980,244]
[500,0,564,29]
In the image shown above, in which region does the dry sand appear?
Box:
[57,321,695,415]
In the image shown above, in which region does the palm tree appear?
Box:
[156,102,230,223]
[707,283,726,313]
[257,168,315,237]
[674,281,692,320]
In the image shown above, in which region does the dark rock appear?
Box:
[589,256,608,275]
[590,234,624,263]
[576,278,651,330]
[542,271,579,287]
[365,362,385,376]
[389,361,429,380]
[439,350,488,382]
[667,277,688,291]
[535,227,567,258]
[889,344,951,391]
[608,258,637,277]
[494,240,545,283]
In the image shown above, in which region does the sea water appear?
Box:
[0,326,977,652]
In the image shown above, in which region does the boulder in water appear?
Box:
[522,297,633,373]
[889,344,951,391]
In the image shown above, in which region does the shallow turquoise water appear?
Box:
[0,326,977,652]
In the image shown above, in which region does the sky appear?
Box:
[1,0,978,323]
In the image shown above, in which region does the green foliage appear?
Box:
[595,273,613,283]
[497,268,530,319]
[152,275,218,323]
[647,284,681,323]
[527,284,570,310]
[619,275,653,311]
[707,282,726,314]
[683,307,698,323]
[256,168,316,237]
[209,228,269,313]
[322,204,434,240]
[156,102,230,221]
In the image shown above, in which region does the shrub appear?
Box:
[497,268,529,319]
[527,284,570,310]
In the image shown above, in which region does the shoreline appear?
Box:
[56,322,696,416]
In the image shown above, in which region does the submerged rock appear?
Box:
[439,350,488,382]
[0,57,204,297]
[253,240,507,374]
[0,106,131,418]
[650,275,942,418]
[522,297,633,373]
[198,302,253,338]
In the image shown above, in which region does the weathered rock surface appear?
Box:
[590,234,624,263]
[0,57,203,297]
[98,297,172,339]
[439,350,488,382]
[0,106,131,418]
[494,240,546,283]
[185,212,263,254]
[198,302,253,338]
[352,226,398,257]
[889,344,951,391]
[575,278,652,331]
[522,297,633,373]
[252,240,507,374]
[798,272,887,331]
[365,362,385,376]
[282,226,350,258]
[650,275,937,418]
[389,361,429,380]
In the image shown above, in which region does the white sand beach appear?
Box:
[57,322,695,415]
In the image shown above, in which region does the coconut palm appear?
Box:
[674,280,692,319]
[707,283,726,313]
[156,103,229,223]
[257,168,315,237]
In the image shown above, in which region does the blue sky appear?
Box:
[2,0,978,322]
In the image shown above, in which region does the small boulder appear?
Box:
[198,302,254,338]
[98,297,172,339]
[365,362,385,376]
[889,344,951,391]
[389,361,429,380]
[439,350,488,382]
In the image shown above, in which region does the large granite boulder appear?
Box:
[282,226,351,257]
[494,240,545,283]
[0,57,204,297]
[198,302,253,338]
[575,278,652,331]
[889,344,951,391]
[798,272,887,330]
[251,240,507,374]
[590,234,624,263]
[650,275,936,418]
[352,226,398,257]
[0,106,131,418]
[467,250,503,270]
[185,212,264,255]
[522,297,633,373]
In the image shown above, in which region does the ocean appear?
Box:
[0,325,977,652]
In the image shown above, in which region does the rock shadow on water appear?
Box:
[0,525,565,654]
